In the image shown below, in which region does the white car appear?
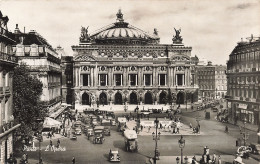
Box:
[75,128,82,135]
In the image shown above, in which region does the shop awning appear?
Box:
[43,117,61,128]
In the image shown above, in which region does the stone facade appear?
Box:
[197,62,227,100]
[0,11,20,163]
[71,10,199,110]
[226,35,260,128]
[12,25,62,112]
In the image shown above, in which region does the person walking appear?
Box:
[225,126,228,133]
[148,126,151,133]
[72,157,76,164]
[57,139,61,148]
[141,125,143,132]
[217,155,221,164]
[50,140,54,151]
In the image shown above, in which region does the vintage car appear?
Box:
[93,126,105,144]
[109,149,120,162]
[124,130,138,152]
[70,133,77,140]
[117,117,127,132]
[75,128,82,135]
[74,121,81,128]
[212,107,218,112]
[102,120,111,136]
[87,128,94,139]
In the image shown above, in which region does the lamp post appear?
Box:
[215,88,218,99]
[242,117,249,146]
[36,118,44,164]
[152,117,161,164]
[178,135,185,164]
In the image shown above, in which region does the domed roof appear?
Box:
[83,10,160,45]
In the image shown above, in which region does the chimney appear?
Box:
[14,24,21,34]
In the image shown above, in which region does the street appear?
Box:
[20,103,259,164]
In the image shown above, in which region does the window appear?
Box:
[159,74,166,86]
[99,74,107,86]
[82,74,89,86]
[129,74,137,86]
[115,74,122,86]
[144,74,152,86]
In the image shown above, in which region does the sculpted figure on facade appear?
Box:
[172,27,183,44]
[80,26,91,42]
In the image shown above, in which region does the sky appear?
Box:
[1,0,260,64]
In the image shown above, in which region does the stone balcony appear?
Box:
[0,52,18,64]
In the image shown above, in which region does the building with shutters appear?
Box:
[12,25,62,112]
[0,11,20,164]
[226,35,260,129]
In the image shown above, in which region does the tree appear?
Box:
[13,63,47,141]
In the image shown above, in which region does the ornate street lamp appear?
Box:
[35,118,44,164]
[178,135,185,164]
[152,117,161,164]
[242,117,249,146]
[215,88,218,99]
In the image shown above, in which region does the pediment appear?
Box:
[74,54,96,61]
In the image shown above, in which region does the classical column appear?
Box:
[173,67,176,86]
[165,74,167,86]
[144,74,146,86]
[80,74,83,87]
[150,74,152,86]
[88,74,90,86]
[153,67,156,87]
[121,74,123,86]
[79,66,81,86]
[94,65,98,87]
[75,67,78,87]
[135,74,138,86]
[98,75,100,86]
[90,67,94,87]
[106,74,108,86]
[159,74,161,86]
[182,74,184,86]
[140,67,143,86]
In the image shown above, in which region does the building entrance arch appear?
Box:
[144,92,153,104]
[82,92,91,105]
[159,92,167,104]
[114,92,123,105]
[130,92,138,104]
[99,92,108,105]
[177,92,185,104]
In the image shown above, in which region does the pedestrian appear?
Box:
[50,140,54,151]
[148,126,151,133]
[225,126,228,133]
[141,125,143,132]
[72,157,75,164]
[212,153,217,164]
[198,123,201,133]
[192,156,196,164]
[176,127,179,134]
[217,155,221,164]
[160,123,162,129]
[57,139,60,148]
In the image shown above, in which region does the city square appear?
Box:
[0,0,260,164]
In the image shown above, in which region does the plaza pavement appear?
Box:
[125,119,201,136]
